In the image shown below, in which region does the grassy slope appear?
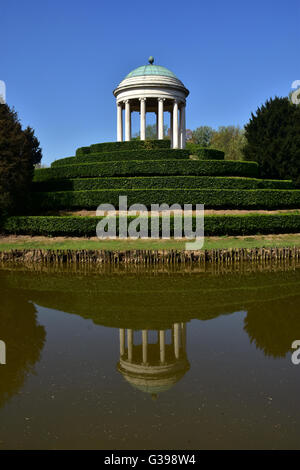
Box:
[1,233,300,251]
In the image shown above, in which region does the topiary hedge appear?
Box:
[32,188,300,211]
[34,159,260,182]
[51,149,190,167]
[2,213,300,237]
[76,139,171,156]
[32,175,294,193]
[204,212,300,236]
[186,144,225,160]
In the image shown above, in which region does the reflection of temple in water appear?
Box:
[117,323,190,398]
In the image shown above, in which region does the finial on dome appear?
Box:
[148,56,154,65]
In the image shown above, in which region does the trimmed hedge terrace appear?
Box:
[32,188,300,211]
[2,213,300,237]
[51,149,190,167]
[76,139,170,156]
[34,160,260,181]
[29,141,299,222]
[186,144,225,160]
[32,175,294,193]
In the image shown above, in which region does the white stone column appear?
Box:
[179,107,182,148]
[142,330,148,364]
[172,100,179,149]
[183,105,186,149]
[174,323,180,359]
[155,111,158,139]
[158,98,164,140]
[127,329,133,362]
[120,328,125,356]
[169,111,173,148]
[140,98,146,140]
[180,103,186,149]
[125,100,131,142]
[117,102,123,142]
[159,330,165,363]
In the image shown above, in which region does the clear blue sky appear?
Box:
[1,0,299,165]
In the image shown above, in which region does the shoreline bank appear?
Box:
[1,246,300,265]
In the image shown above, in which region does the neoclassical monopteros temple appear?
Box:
[113,57,189,149]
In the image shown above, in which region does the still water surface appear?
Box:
[0,264,300,449]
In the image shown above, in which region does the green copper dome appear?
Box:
[125,64,178,80]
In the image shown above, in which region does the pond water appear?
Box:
[0,263,300,450]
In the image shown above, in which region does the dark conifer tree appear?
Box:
[243,97,300,185]
[0,103,42,215]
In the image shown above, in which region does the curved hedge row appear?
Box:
[32,175,294,193]
[34,160,260,181]
[186,144,225,160]
[33,188,300,210]
[76,139,170,156]
[2,213,300,237]
[51,149,190,167]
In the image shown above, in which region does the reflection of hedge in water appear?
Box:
[2,268,300,347]
[0,285,46,407]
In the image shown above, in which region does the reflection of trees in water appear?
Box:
[244,295,300,358]
[0,289,46,408]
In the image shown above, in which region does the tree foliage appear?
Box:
[187,125,246,160]
[210,126,246,161]
[187,126,214,147]
[243,97,300,184]
[133,124,169,140]
[0,103,42,215]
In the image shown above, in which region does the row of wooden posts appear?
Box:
[1,247,300,265]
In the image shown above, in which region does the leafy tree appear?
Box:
[0,103,42,215]
[210,125,246,161]
[145,124,158,140]
[190,126,214,147]
[185,129,193,142]
[133,124,169,140]
[243,97,300,184]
